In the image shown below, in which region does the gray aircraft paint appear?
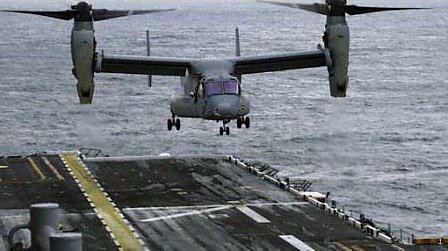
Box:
[173,60,250,121]
[71,21,95,104]
[94,49,327,132]
[326,16,350,97]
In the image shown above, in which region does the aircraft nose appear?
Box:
[215,102,236,117]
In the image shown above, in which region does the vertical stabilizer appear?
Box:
[146,30,152,87]
[235,27,242,82]
[235,27,241,57]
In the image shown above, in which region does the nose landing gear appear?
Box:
[219,120,230,135]
[236,117,250,129]
[167,113,181,131]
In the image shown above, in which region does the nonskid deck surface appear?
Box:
[0,153,415,250]
[0,154,117,250]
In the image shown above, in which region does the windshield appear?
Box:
[205,82,223,96]
[204,80,239,96]
[223,81,239,95]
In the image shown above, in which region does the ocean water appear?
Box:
[0,0,447,239]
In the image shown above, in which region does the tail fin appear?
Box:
[146,30,152,87]
[235,27,242,82]
[235,27,241,57]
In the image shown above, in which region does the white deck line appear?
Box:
[248,202,308,207]
[236,206,270,223]
[84,154,225,162]
[125,204,228,211]
[279,235,315,251]
[139,205,233,223]
[125,201,308,212]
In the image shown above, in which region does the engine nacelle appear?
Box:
[326,17,350,97]
[71,26,95,104]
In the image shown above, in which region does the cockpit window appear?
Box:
[205,82,223,96]
[223,81,239,95]
[204,80,239,96]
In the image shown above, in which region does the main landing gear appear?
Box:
[218,117,250,136]
[236,117,250,129]
[167,114,180,131]
[219,120,230,136]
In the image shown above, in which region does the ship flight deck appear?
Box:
[0,152,445,251]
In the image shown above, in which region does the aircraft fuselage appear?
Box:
[171,94,250,121]
[170,76,250,121]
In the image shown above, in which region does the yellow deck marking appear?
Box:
[333,242,353,251]
[41,157,65,181]
[0,165,8,169]
[27,157,46,180]
[62,154,142,251]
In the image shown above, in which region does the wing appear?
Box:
[232,50,327,75]
[95,54,192,76]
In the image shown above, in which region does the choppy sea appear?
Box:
[0,0,447,239]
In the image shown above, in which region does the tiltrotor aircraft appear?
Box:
[3,1,426,135]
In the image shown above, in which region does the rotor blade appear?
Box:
[344,5,429,16]
[92,9,175,21]
[258,1,329,16]
[1,10,75,20]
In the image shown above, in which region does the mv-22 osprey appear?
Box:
[3,1,425,135]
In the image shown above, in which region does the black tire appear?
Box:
[167,119,173,131]
[225,127,230,135]
[244,117,250,129]
[175,119,181,130]
[219,127,224,135]
[237,118,242,129]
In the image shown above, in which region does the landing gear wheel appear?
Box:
[175,119,181,130]
[167,119,173,131]
[219,127,224,135]
[237,118,242,129]
[244,117,250,129]
[225,127,230,135]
